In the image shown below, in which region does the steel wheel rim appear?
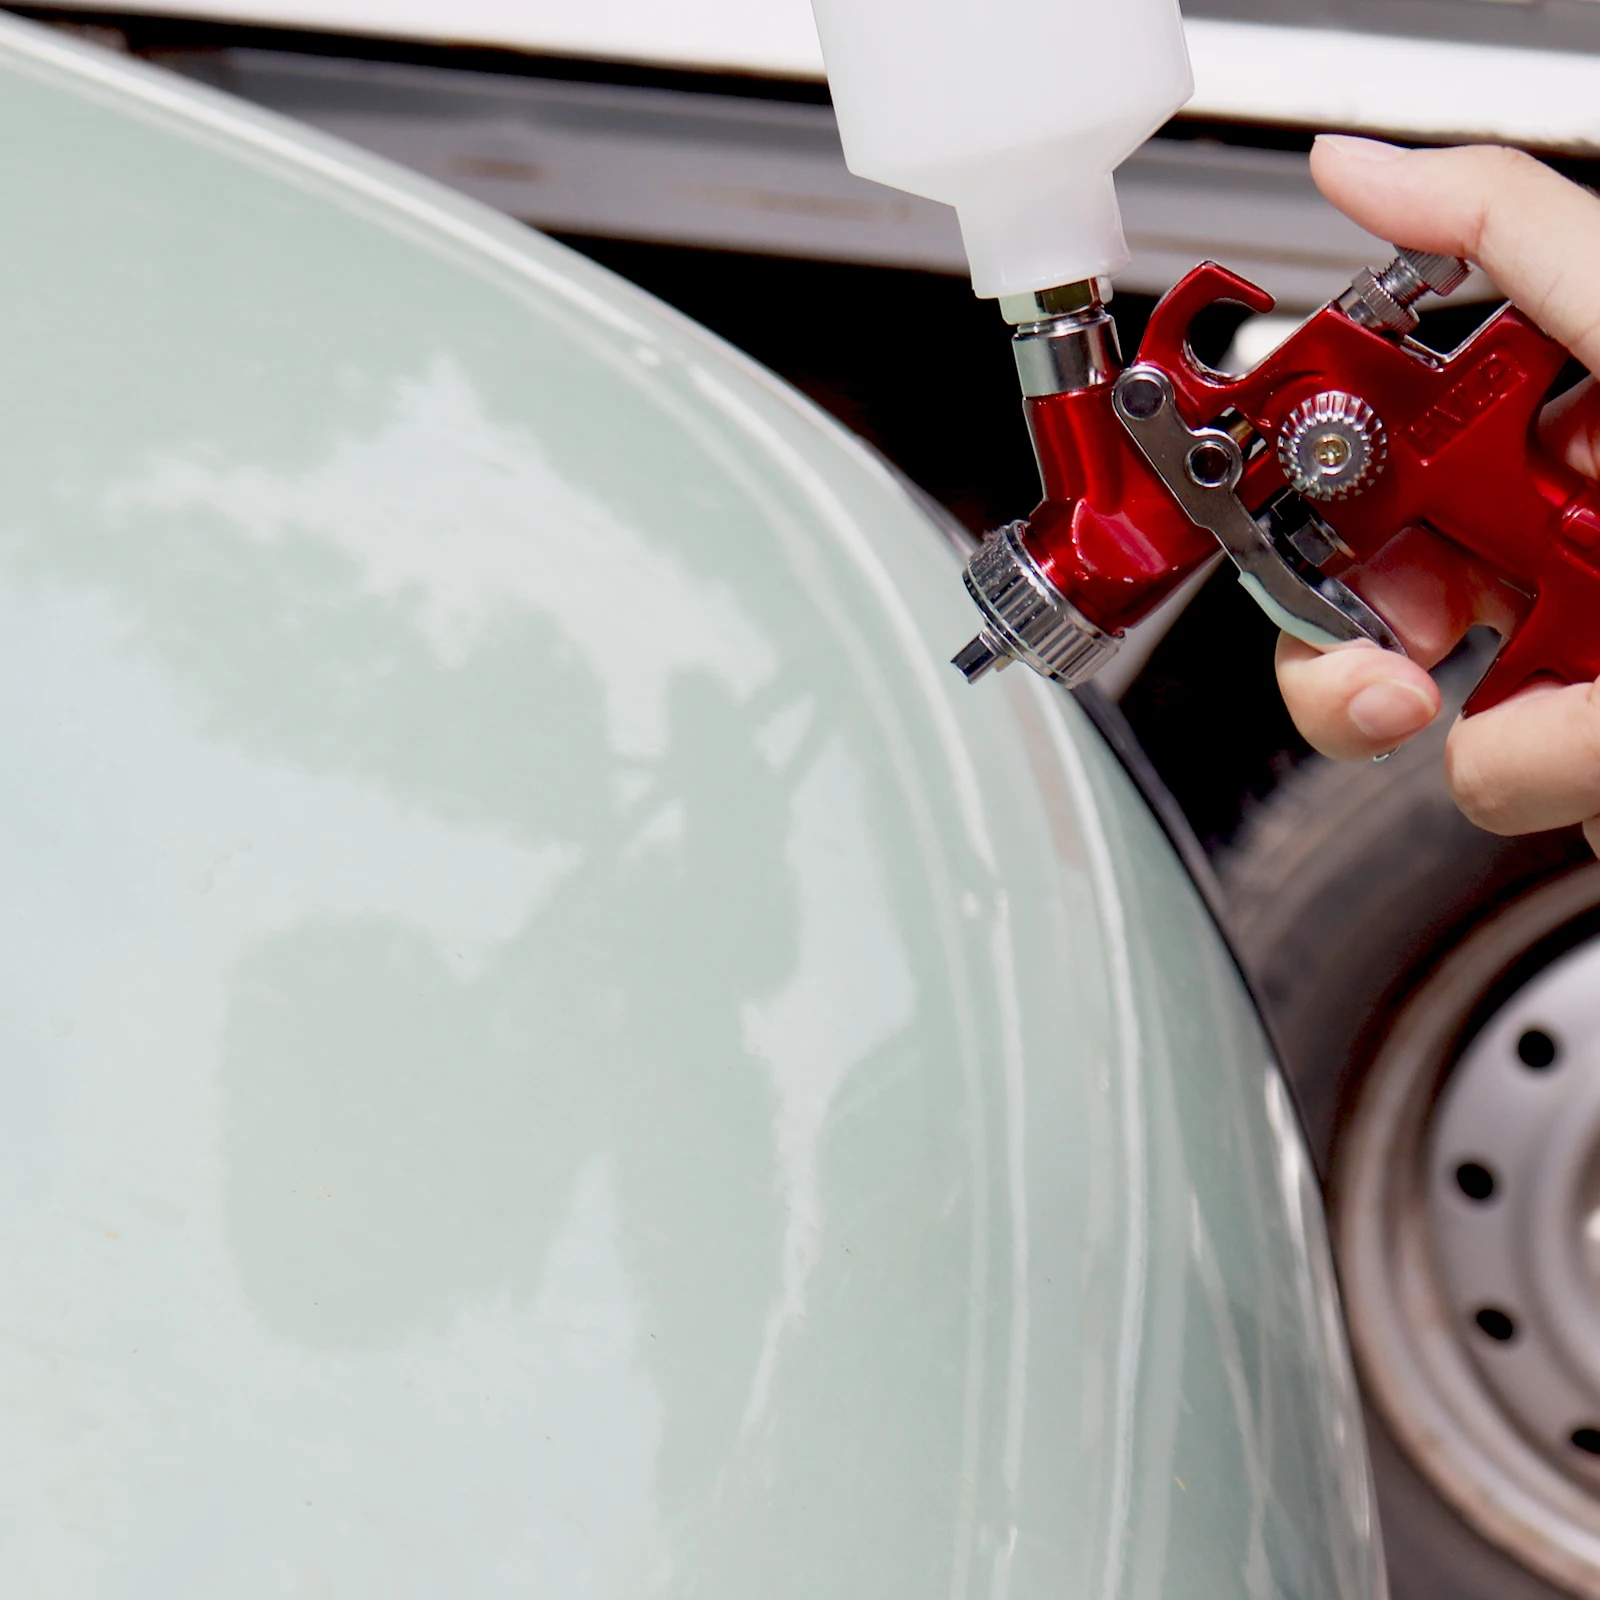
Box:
[1336,864,1600,1596]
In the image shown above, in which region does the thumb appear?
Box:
[1310,138,1600,377]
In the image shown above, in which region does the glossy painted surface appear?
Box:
[0,17,1382,1596]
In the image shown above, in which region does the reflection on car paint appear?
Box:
[0,13,1382,1597]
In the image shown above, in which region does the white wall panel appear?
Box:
[37,0,1600,151]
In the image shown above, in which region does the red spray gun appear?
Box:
[804,0,1595,717]
[950,255,1597,715]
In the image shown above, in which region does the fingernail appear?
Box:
[1315,133,1408,163]
[1350,681,1436,742]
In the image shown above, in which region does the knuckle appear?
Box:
[1581,678,1600,764]
[1558,304,1600,381]
[1571,681,1600,780]
[1444,731,1511,832]
[1466,143,1542,200]
[1483,144,1541,181]
[1467,147,1546,261]
[1447,682,1600,837]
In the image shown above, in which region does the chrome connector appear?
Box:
[1012,310,1122,398]
[997,278,1114,327]
[1339,245,1471,337]
[1003,277,1122,399]
[952,522,1120,687]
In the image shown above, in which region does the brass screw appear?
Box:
[1313,433,1352,470]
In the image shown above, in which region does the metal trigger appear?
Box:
[1111,364,1406,658]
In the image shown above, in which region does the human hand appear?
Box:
[1277,137,1600,854]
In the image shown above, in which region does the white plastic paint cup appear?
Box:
[809,0,1193,297]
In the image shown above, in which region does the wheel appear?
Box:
[1217,687,1600,1600]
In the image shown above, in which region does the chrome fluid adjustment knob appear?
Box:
[1393,248,1472,300]
[1339,245,1471,336]
[952,522,1119,686]
[1278,391,1388,501]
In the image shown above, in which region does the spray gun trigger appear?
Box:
[1111,365,1406,657]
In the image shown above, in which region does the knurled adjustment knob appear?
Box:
[1394,249,1471,299]
[1278,391,1388,502]
[1339,246,1471,336]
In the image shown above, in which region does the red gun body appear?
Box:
[1018,262,1600,712]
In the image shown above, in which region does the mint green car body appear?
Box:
[0,16,1382,1596]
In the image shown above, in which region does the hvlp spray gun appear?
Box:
[809,0,1599,715]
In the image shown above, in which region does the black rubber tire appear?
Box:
[1216,713,1593,1600]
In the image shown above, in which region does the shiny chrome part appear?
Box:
[1185,437,1238,489]
[1006,278,1122,399]
[1112,365,1404,654]
[1012,308,1121,398]
[950,628,1010,684]
[1278,391,1389,502]
[997,277,1113,326]
[953,522,1120,685]
[1339,270,1414,336]
[1117,369,1168,420]
[1275,499,1354,566]
[1391,248,1473,300]
[1338,867,1600,1598]
[1339,245,1472,337]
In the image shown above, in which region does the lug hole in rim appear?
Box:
[1573,1428,1600,1456]
[1475,1307,1518,1342]
[1517,1028,1560,1070]
[1455,1161,1497,1202]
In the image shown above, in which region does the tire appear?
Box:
[1216,700,1596,1600]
